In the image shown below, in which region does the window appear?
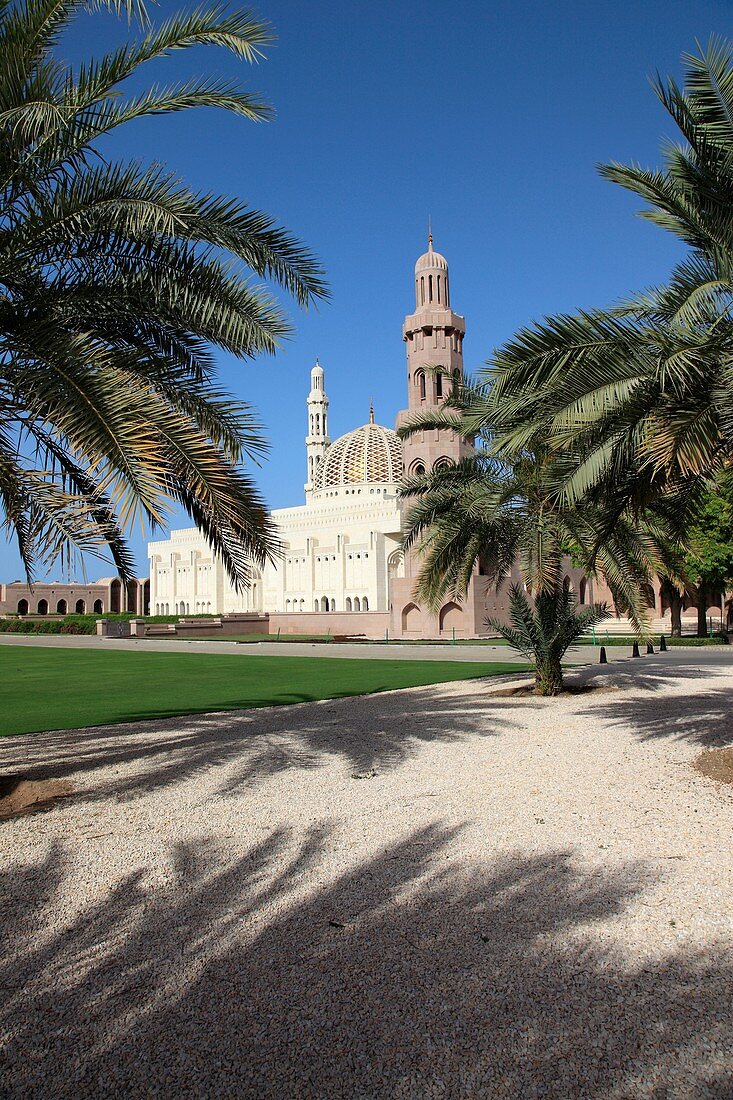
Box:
[363,596,369,611]
[436,371,443,398]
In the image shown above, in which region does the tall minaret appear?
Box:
[396,232,471,473]
[305,358,330,493]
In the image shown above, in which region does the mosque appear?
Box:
[148,235,499,638]
[3,237,721,636]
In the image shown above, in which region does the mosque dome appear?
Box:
[415,244,448,273]
[415,228,449,274]
[316,418,403,490]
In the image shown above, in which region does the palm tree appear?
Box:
[485,39,733,501]
[0,0,327,584]
[399,426,679,693]
[489,582,609,696]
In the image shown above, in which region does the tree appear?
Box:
[489,582,609,696]
[398,399,679,693]
[0,0,327,584]
[481,40,733,509]
[680,472,733,634]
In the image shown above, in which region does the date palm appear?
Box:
[399,379,683,693]
[485,39,733,502]
[0,0,327,583]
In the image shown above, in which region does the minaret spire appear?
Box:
[428,215,432,250]
[369,398,374,425]
[305,358,330,495]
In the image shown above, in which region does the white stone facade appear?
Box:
[148,406,406,618]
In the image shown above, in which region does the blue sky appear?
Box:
[2,0,729,580]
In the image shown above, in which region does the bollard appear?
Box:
[646,642,654,654]
[632,641,641,658]
[599,646,608,664]
[659,635,667,652]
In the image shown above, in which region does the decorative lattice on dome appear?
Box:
[316,422,403,489]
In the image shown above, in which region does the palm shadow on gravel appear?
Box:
[0,681,540,800]
[1,825,731,1098]
[575,655,733,748]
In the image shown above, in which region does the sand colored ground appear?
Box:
[1,653,732,1098]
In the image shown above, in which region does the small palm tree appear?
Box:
[0,0,327,583]
[489,581,608,696]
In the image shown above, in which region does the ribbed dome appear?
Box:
[316,422,403,489]
[415,244,448,273]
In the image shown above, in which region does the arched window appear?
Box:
[437,275,441,303]
[93,599,103,614]
[444,275,449,305]
[315,599,320,612]
[286,599,291,609]
[354,597,361,612]
[75,599,85,613]
[345,597,352,611]
[17,598,28,616]
[56,599,67,614]
[428,274,433,302]
[362,596,369,611]
[579,577,588,605]
[420,276,425,304]
[416,371,426,401]
[37,599,48,615]
[300,599,305,611]
[321,596,329,612]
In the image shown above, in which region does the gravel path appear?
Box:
[1,655,732,1098]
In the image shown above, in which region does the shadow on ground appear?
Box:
[576,654,733,748]
[0,680,540,800]
[3,654,732,803]
[1,827,730,1098]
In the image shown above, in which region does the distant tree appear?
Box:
[682,473,733,635]
[0,0,327,583]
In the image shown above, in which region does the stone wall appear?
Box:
[268,611,390,638]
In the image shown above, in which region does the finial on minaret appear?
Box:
[428,215,433,250]
[369,398,374,425]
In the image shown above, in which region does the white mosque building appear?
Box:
[149,236,668,638]
[148,234,497,638]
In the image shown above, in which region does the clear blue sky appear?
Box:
[2,0,729,580]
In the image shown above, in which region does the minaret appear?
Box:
[396,231,471,473]
[305,358,330,494]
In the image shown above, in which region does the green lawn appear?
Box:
[0,646,526,736]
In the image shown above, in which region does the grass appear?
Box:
[0,646,527,737]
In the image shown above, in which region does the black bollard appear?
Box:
[599,646,608,664]
[646,642,654,654]
[659,635,668,652]
[632,640,641,658]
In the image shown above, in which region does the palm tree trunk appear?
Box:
[535,656,563,696]
[670,589,682,637]
[696,584,708,637]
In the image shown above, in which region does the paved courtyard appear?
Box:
[1,652,732,1097]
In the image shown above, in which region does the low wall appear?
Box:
[134,614,270,639]
[268,612,390,639]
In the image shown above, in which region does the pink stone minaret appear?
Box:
[395,231,472,474]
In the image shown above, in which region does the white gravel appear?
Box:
[1,657,732,1098]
